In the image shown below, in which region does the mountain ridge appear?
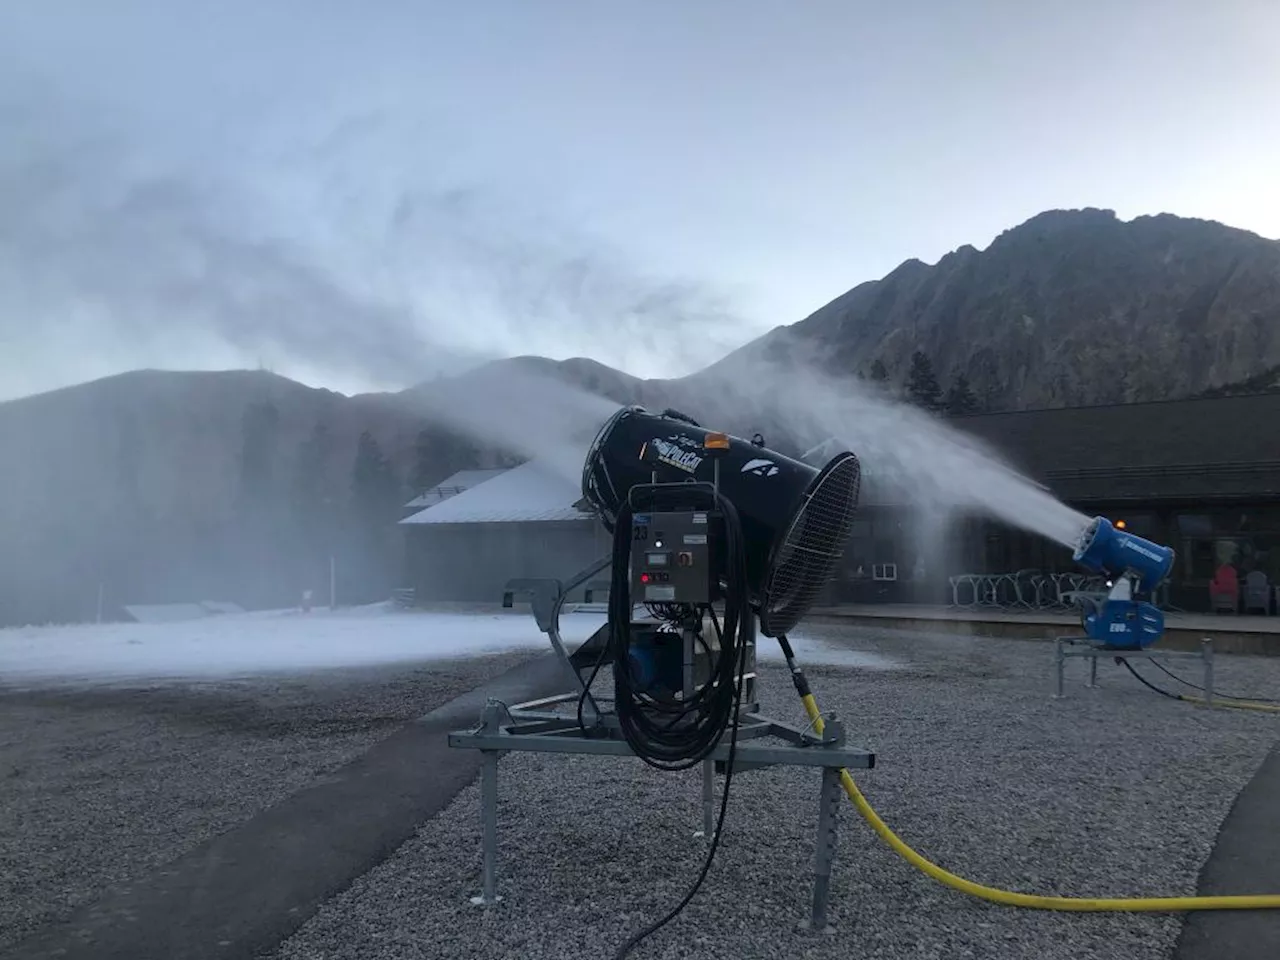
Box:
[4,207,1280,625]
[736,206,1280,409]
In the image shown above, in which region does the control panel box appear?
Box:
[630,510,718,605]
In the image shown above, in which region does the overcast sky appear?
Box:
[2,0,1277,401]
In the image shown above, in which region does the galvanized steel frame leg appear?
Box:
[1203,638,1215,709]
[469,750,503,906]
[1087,653,1099,688]
[469,699,508,907]
[468,750,503,906]
[798,766,841,934]
[1054,638,1066,699]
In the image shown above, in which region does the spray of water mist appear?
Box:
[0,95,752,402]
[405,350,1091,560]
[692,351,1090,550]
[406,361,621,487]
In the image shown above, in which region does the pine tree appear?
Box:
[944,374,979,416]
[238,400,280,508]
[236,398,282,606]
[905,351,943,412]
[347,430,402,603]
[350,430,400,525]
[292,421,333,507]
[868,359,888,382]
[410,429,437,494]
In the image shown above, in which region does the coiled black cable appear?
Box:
[607,483,751,771]
[606,482,753,958]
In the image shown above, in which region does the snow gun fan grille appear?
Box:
[759,452,862,638]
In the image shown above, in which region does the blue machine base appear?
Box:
[625,626,685,695]
[1083,599,1164,650]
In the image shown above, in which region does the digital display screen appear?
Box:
[646,552,669,566]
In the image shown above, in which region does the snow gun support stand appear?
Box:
[448,556,875,934]
[1053,635,1215,706]
[1052,516,1215,706]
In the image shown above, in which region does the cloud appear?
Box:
[0,89,752,400]
[0,101,497,399]
[378,187,748,378]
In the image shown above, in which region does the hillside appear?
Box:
[720,208,1280,410]
[0,369,510,625]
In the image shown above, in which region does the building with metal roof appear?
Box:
[954,392,1280,504]
[400,468,508,518]
[398,394,1280,612]
[398,460,606,604]
[833,392,1280,612]
[401,461,594,525]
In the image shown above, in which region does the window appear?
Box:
[1176,514,1212,537]
[1182,539,1217,581]
[873,538,897,563]
[872,563,898,581]
[1174,509,1280,583]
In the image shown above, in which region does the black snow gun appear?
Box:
[1071,517,1175,650]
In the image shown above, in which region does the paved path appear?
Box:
[1176,741,1280,960]
[6,654,567,960]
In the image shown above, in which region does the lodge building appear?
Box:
[400,393,1280,616]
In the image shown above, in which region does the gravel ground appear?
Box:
[273,627,1280,960]
[0,650,536,951]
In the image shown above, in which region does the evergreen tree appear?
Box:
[981,381,1004,414]
[351,431,400,523]
[236,398,282,606]
[347,430,402,603]
[410,428,437,494]
[287,421,340,605]
[238,400,280,508]
[944,374,979,416]
[868,358,888,382]
[905,351,943,412]
[292,421,333,507]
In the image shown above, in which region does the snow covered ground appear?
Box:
[0,604,591,685]
[0,603,901,686]
[0,604,561,951]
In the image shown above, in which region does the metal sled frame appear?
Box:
[448,556,876,933]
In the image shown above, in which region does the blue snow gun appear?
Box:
[1071,517,1176,650]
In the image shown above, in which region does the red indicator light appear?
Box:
[640,573,650,583]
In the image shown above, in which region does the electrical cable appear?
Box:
[608,485,750,771]
[609,482,754,958]
[776,635,1280,912]
[612,612,749,960]
[1115,657,1280,714]
[1114,657,1181,700]
[1144,656,1280,704]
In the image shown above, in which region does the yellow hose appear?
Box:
[1176,693,1280,714]
[798,692,1280,911]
